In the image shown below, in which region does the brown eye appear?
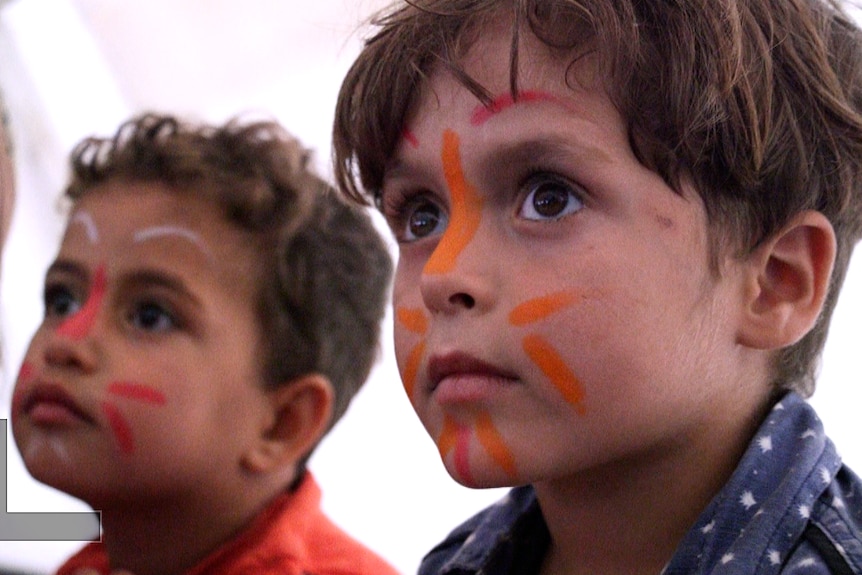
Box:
[405,199,448,241]
[519,174,583,221]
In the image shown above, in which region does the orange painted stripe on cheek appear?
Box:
[401,341,426,401]
[522,334,587,414]
[396,307,428,334]
[508,290,580,326]
[423,130,484,275]
[56,264,107,340]
[475,410,518,478]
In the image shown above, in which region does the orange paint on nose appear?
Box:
[508,290,581,326]
[56,264,107,340]
[475,410,518,478]
[522,334,587,414]
[401,340,426,401]
[396,307,428,334]
[423,130,484,275]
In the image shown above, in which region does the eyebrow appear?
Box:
[133,225,214,263]
[470,90,571,126]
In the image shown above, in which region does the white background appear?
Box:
[0,1,860,574]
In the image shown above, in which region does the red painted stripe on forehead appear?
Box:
[470,90,561,126]
[56,264,107,340]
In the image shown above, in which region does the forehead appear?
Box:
[64,181,258,281]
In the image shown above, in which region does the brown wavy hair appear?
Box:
[68,113,393,453]
[333,0,862,396]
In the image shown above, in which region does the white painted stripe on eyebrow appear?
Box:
[70,211,99,244]
[133,225,214,261]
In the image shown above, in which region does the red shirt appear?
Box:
[56,474,399,575]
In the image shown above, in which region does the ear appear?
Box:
[241,374,334,475]
[737,210,836,350]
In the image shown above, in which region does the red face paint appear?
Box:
[470,90,563,126]
[100,401,135,455]
[56,264,107,340]
[402,128,420,148]
[107,382,167,405]
[401,341,426,402]
[454,425,474,485]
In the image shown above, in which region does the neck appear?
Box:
[535,398,771,575]
[99,480,280,575]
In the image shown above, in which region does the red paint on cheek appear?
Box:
[107,382,166,405]
[423,130,484,275]
[56,265,107,340]
[100,402,135,455]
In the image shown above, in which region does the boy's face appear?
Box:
[382,26,765,488]
[12,181,271,507]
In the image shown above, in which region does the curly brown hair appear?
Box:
[68,112,393,446]
[333,0,862,396]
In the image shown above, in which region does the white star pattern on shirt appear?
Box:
[797,557,816,567]
[701,520,715,534]
[758,436,773,453]
[721,553,735,565]
[768,550,781,566]
[800,429,817,440]
[741,491,757,509]
[798,505,811,519]
[833,496,846,509]
[820,467,831,484]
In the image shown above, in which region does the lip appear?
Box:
[427,352,518,404]
[17,382,95,426]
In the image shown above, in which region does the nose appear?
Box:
[418,212,496,315]
[43,265,107,373]
[42,324,100,373]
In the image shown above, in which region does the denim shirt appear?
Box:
[419,393,862,575]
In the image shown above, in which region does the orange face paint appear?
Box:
[437,415,458,458]
[56,264,107,340]
[470,90,563,126]
[475,410,518,479]
[396,307,428,335]
[423,130,484,275]
[509,290,581,326]
[522,334,586,414]
[401,341,426,401]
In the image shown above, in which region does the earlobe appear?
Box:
[737,210,836,350]
[241,374,334,475]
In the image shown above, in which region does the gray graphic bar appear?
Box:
[0,419,100,540]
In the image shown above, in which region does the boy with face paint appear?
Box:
[11,113,397,575]
[332,0,862,574]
